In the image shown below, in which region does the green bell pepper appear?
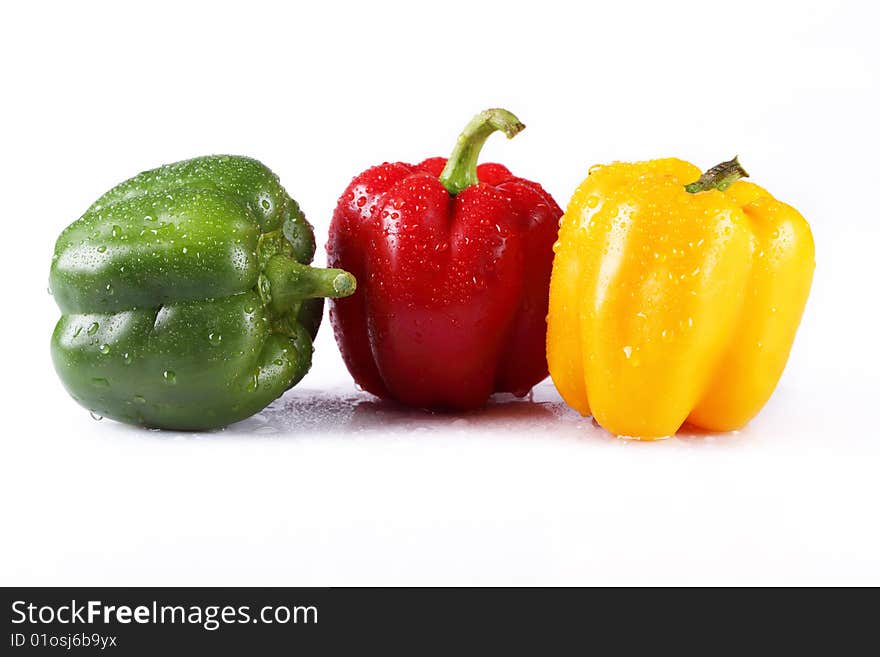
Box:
[50,155,356,430]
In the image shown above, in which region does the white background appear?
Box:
[2,0,878,585]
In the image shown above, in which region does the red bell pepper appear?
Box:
[327,108,562,409]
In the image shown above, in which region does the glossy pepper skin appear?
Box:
[328,109,562,409]
[547,157,814,439]
[50,155,356,430]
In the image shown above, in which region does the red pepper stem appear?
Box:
[685,156,749,193]
[438,108,525,196]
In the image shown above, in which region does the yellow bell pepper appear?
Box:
[547,157,814,439]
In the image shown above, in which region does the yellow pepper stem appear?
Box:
[685,156,750,193]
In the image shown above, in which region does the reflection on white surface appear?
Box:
[220,380,754,449]
[229,383,591,438]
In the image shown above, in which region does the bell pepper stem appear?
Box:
[685,156,749,193]
[438,108,525,196]
[263,255,356,315]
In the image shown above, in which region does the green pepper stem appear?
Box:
[438,108,525,195]
[685,156,749,193]
[263,255,356,315]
